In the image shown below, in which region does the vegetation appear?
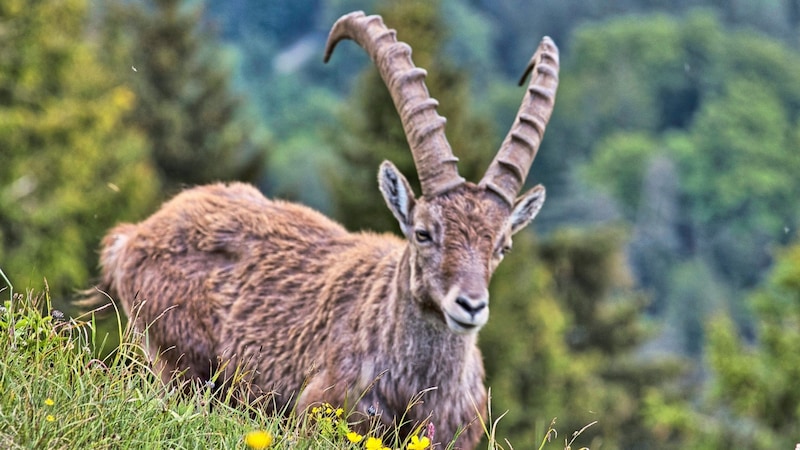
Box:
[642,240,800,448]
[0,284,268,449]
[482,229,685,448]
[99,0,269,192]
[568,11,800,358]
[3,0,800,448]
[0,0,160,299]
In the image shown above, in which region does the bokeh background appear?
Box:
[2,0,800,447]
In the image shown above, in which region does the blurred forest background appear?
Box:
[2,0,800,448]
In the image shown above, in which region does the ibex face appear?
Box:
[379,164,546,333]
[327,11,558,334]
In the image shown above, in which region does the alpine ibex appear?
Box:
[95,11,558,448]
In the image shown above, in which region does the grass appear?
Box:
[0,269,593,449]
[0,287,270,449]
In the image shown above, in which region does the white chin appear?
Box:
[445,314,484,334]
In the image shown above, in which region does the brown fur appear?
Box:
[97,177,546,448]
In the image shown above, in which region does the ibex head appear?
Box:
[325,12,558,334]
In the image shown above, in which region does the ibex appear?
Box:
[95,11,558,448]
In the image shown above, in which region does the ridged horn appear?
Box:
[480,37,559,207]
[324,11,464,197]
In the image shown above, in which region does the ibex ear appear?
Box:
[378,161,416,237]
[508,184,546,235]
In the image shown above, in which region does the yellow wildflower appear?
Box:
[336,407,344,417]
[44,398,55,406]
[407,435,430,450]
[365,436,390,450]
[46,415,56,422]
[346,431,364,443]
[244,430,273,449]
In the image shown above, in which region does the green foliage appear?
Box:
[0,289,284,448]
[642,241,800,448]
[540,228,646,354]
[0,0,159,298]
[709,242,800,441]
[257,71,341,211]
[583,132,659,217]
[102,0,269,190]
[553,12,698,164]
[575,10,800,240]
[0,288,263,448]
[540,228,684,448]
[266,132,340,213]
[641,387,741,449]
[670,77,798,231]
[570,11,800,354]
[481,232,586,446]
[484,229,684,449]
[662,259,729,355]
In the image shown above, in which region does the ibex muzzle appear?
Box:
[95,11,558,449]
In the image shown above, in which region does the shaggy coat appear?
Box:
[99,179,542,446]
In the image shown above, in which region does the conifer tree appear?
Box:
[102,0,268,192]
[0,0,159,298]
[484,228,684,448]
[540,228,684,446]
[644,239,800,448]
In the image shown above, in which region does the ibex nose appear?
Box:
[455,296,488,319]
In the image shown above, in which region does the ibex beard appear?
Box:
[94,10,558,450]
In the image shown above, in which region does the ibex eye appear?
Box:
[415,230,432,243]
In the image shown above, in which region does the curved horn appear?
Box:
[324,11,464,197]
[480,37,559,207]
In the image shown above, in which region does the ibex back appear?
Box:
[96,11,559,449]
